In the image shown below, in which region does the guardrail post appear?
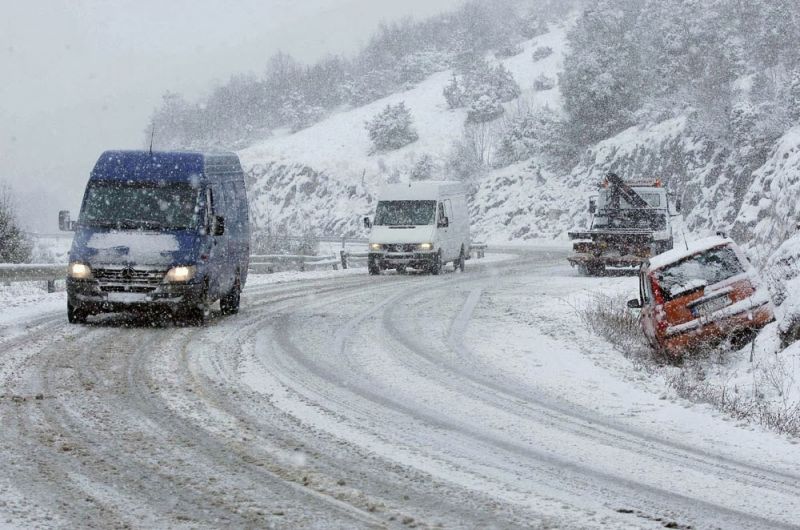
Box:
[47,280,56,293]
[340,250,348,270]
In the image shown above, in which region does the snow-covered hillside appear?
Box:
[238,24,568,237]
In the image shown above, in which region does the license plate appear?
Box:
[694,296,730,316]
[107,292,148,303]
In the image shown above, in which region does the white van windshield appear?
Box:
[79,181,202,230]
[374,200,436,226]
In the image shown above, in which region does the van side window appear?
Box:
[438,202,446,223]
[444,199,453,221]
[223,181,239,232]
[204,188,214,232]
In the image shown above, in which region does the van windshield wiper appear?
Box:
[115,219,165,230]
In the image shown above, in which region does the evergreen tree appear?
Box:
[365,102,419,153]
[0,184,32,263]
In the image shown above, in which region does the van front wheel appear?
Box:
[220,276,241,315]
[430,250,442,276]
[456,247,466,272]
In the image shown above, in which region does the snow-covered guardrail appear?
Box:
[339,243,488,269]
[0,263,67,292]
[249,254,340,273]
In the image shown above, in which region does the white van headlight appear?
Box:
[418,243,433,251]
[369,243,383,251]
[165,265,196,282]
[68,262,92,280]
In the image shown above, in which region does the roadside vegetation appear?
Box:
[576,291,800,437]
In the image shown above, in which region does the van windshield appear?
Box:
[79,181,201,230]
[374,200,436,226]
[653,246,745,300]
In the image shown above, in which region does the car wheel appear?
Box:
[67,302,88,324]
[220,276,241,315]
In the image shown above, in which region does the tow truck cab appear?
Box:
[61,150,250,323]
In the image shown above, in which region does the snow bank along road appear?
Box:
[2,248,800,529]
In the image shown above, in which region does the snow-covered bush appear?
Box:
[0,184,32,263]
[531,46,553,61]
[533,74,556,91]
[396,51,451,84]
[442,58,520,114]
[409,154,437,181]
[495,43,523,59]
[467,94,505,123]
[280,91,324,133]
[365,102,419,154]
[494,106,571,167]
[764,234,800,346]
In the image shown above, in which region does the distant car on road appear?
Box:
[60,150,250,324]
[363,181,471,275]
[628,236,775,358]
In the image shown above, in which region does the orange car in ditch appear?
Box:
[627,236,775,358]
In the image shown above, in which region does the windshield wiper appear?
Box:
[116,218,165,230]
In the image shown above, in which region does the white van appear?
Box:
[364,181,471,275]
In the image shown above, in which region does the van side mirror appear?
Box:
[627,298,642,309]
[588,199,596,214]
[438,216,449,228]
[213,215,225,236]
[59,210,75,231]
[675,198,682,213]
[363,216,372,229]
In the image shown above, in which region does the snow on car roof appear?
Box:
[648,236,733,270]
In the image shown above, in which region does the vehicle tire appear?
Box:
[67,302,88,324]
[396,265,406,274]
[368,259,381,276]
[186,281,211,325]
[586,262,605,276]
[430,250,442,276]
[220,275,241,315]
[456,246,466,272]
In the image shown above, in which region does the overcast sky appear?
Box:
[0,0,464,231]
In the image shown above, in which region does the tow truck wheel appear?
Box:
[67,302,88,324]
[587,262,605,276]
[368,259,381,276]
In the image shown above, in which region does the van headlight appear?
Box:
[165,265,196,282]
[68,262,92,280]
[369,243,383,251]
[418,243,433,251]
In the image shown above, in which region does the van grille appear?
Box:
[94,267,166,285]
[385,244,419,253]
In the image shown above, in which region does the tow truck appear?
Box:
[567,172,679,276]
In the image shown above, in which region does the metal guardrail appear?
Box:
[0,263,67,292]
[0,243,488,288]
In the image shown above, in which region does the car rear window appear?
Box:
[653,246,745,300]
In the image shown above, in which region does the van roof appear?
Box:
[378,181,465,200]
[90,150,241,183]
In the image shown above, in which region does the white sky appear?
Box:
[0,0,464,231]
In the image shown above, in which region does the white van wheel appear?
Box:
[457,247,466,272]
[430,250,442,275]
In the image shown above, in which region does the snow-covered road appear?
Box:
[1,248,799,529]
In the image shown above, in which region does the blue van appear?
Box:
[60,150,250,324]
